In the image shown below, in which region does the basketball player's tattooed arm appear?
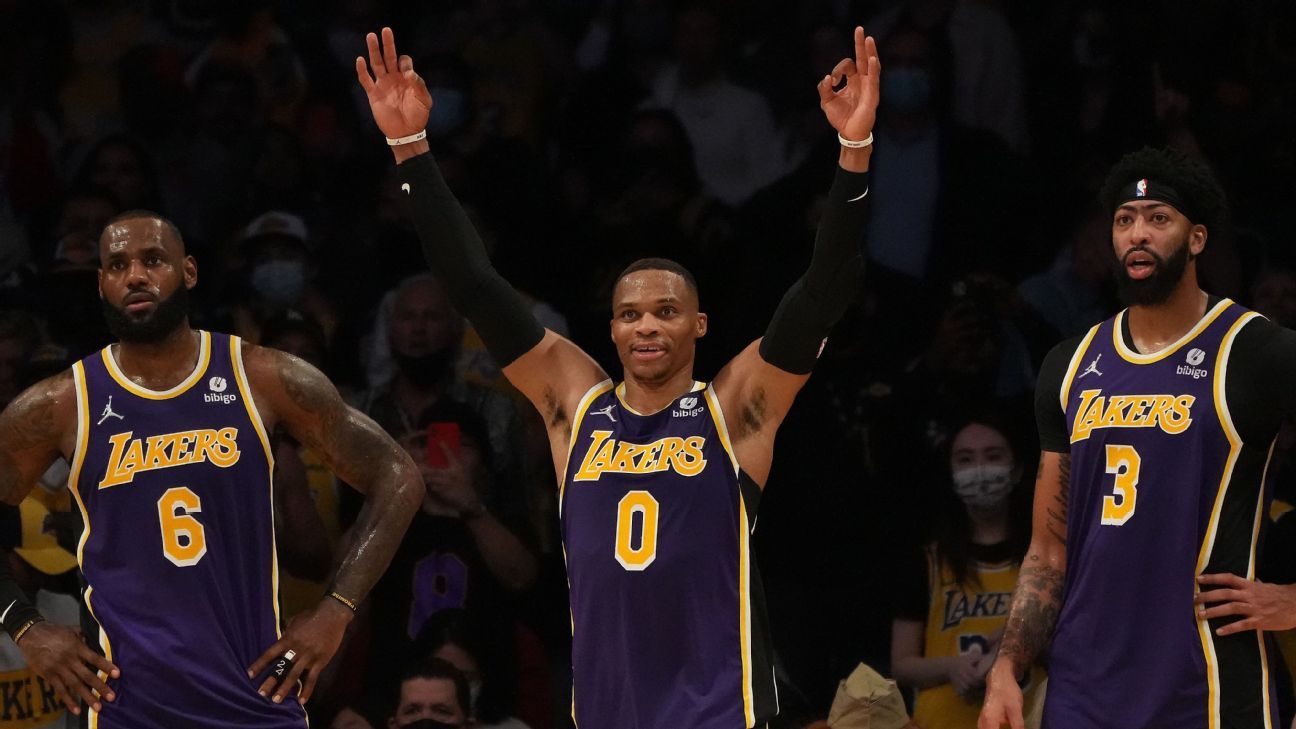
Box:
[978,450,1069,729]
[0,371,122,716]
[242,346,422,704]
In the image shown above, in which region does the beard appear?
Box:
[101,285,191,343]
[1113,236,1191,307]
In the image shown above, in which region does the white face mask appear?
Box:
[952,463,1015,508]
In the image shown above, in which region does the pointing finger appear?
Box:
[854,26,867,70]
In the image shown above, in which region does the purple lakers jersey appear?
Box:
[561,381,777,729]
[1047,300,1279,728]
[67,331,305,728]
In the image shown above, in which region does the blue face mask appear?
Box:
[250,260,305,308]
[882,67,932,114]
[428,87,467,137]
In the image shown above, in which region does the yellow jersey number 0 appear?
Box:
[615,491,659,571]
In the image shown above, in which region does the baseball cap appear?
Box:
[13,497,78,576]
[240,211,311,250]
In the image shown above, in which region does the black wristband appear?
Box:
[0,583,43,640]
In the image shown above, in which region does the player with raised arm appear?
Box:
[357,25,879,729]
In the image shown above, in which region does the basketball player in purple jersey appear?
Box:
[0,212,423,727]
[980,148,1296,729]
[357,26,880,729]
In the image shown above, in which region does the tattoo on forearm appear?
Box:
[999,563,1065,670]
[0,372,71,501]
[1044,454,1070,545]
[266,350,420,602]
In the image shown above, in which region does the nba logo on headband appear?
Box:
[1135,179,1148,197]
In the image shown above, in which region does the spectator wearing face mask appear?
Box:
[231,210,339,346]
[890,414,1045,729]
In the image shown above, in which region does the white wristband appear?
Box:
[837,132,874,149]
[386,130,428,146]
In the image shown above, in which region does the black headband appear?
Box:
[1115,178,1199,223]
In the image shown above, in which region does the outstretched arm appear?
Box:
[356,28,605,449]
[242,345,422,704]
[979,450,1069,729]
[714,28,878,485]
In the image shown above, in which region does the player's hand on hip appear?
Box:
[355,27,432,139]
[247,597,353,705]
[1196,572,1296,635]
[17,621,120,716]
[817,26,880,141]
[978,659,1026,729]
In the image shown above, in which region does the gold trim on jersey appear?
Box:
[1112,299,1232,365]
[702,386,739,476]
[613,380,705,417]
[68,363,110,729]
[101,330,212,399]
[738,491,755,727]
[1196,310,1261,729]
[1058,324,1102,412]
[1252,440,1277,729]
[231,336,281,634]
[559,380,615,518]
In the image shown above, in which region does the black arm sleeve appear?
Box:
[759,167,870,374]
[1224,317,1296,444]
[0,549,42,638]
[1035,337,1084,453]
[396,153,545,367]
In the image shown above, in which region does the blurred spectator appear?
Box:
[0,310,39,408]
[230,211,339,345]
[869,0,1028,152]
[413,608,540,729]
[862,24,1029,287]
[644,2,788,206]
[362,401,538,708]
[387,657,472,729]
[46,186,118,268]
[73,133,163,212]
[891,414,1043,728]
[1251,266,1296,330]
[1017,203,1115,340]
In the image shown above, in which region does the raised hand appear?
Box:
[817,27,881,142]
[355,27,432,139]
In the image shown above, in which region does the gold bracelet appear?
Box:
[12,618,44,645]
[327,591,358,613]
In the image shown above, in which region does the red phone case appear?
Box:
[425,422,462,468]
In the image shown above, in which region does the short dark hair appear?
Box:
[395,656,470,719]
[100,210,186,255]
[1098,147,1228,232]
[616,257,699,297]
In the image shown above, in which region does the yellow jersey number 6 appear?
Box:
[1101,444,1140,526]
[159,486,208,567]
[615,491,659,571]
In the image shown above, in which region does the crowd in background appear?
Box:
[1,0,1295,727]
